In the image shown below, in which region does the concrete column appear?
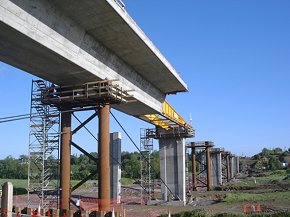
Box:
[110,132,121,203]
[230,156,235,179]
[210,149,222,187]
[232,156,239,177]
[159,141,167,201]
[206,146,212,191]
[98,104,110,212]
[60,110,72,213]
[1,182,13,217]
[226,155,231,182]
[236,156,240,174]
[191,148,197,191]
[159,138,186,204]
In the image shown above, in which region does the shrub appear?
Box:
[160,210,207,217]
[214,213,245,217]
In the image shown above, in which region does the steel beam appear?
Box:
[206,146,212,191]
[98,104,110,212]
[191,148,197,191]
[71,141,98,163]
[71,170,98,192]
[72,112,98,135]
[60,110,72,213]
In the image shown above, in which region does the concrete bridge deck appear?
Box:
[0,0,188,116]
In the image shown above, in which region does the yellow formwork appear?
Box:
[141,101,193,130]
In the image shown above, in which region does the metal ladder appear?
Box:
[28,80,60,209]
[140,128,154,201]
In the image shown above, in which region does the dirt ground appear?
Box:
[122,201,290,217]
[12,196,290,217]
[10,175,290,217]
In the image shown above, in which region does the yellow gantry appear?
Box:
[140,101,193,131]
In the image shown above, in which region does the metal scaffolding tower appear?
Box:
[28,80,60,208]
[140,128,154,201]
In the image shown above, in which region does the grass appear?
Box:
[0,179,27,188]
[160,210,207,217]
[160,210,290,217]
[222,191,290,203]
[229,170,290,190]
[0,179,28,195]
[120,178,134,185]
[215,212,290,217]
[0,179,97,194]
[251,171,288,184]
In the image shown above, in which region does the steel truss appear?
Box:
[140,129,154,201]
[28,80,60,208]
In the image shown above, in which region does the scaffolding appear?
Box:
[140,129,154,201]
[28,80,60,208]
[186,141,213,191]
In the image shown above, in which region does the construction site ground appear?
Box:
[5,170,290,217]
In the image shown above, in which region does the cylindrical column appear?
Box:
[98,104,110,212]
[191,148,197,191]
[1,182,13,217]
[226,154,231,182]
[206,146,211,191]
[60,110,72,213]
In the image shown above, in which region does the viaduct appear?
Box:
[0,0,239,216]
[0,0,193,213]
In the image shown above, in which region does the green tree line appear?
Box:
[252,147,290,170]
[0,151,160,180]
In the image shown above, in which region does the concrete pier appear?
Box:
[159,138,186,204]
[1,182,13,217]
[230,155,238,179]
[210,148,223,187]
[110,132,121,203]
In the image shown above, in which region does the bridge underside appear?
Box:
[0,0,188,116]
[0,0,194,212]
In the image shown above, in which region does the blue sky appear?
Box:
[1,0,290,158]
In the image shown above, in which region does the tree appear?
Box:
[0,156,27,179]
[273,148,283,155]
[268,156,281,170]
[261,148,271,156]
[122,152,140,179]
[150,151,160,179]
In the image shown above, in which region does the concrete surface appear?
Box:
[0,0,188,116]
[230,156,236,179]
[110,132,121,203]
[1,182,13,217]
[159,138,186,204]
[211,148,223,187]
